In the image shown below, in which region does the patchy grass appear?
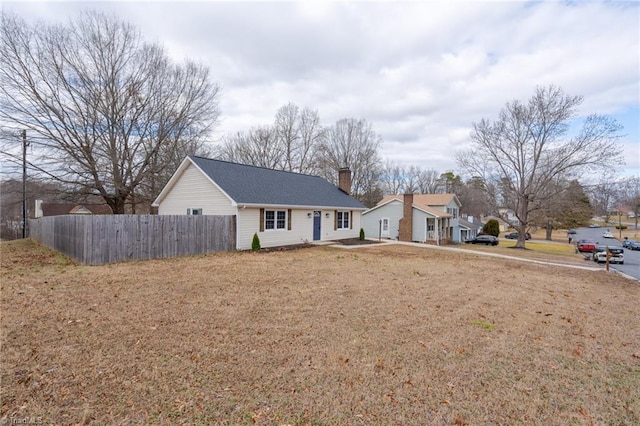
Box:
[2,240,639,425]
[462,240,583,264]
[502,240,577,256]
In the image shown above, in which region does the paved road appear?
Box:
[572,226,640,280]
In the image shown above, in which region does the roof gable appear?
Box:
[458,218,479,230]
[413,204,451,218]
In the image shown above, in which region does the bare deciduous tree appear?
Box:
[0,11,220,213]
[379,162,441,196]
[217,126,282,169]
[457,85,623,248]
[317,118,382,201]
[415,168,440,194]
[216,102,324,174]
[274,103,324,173]
[380,160,406,195]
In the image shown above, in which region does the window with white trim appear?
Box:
[265,209,287,230]
[336,211,350,229]
[187,208,203,215]
[446,207,458,218]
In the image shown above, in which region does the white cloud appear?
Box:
[5,0,639,177]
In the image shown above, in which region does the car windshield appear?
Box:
[595,246,623,254]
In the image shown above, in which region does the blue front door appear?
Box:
[313,211,321,240]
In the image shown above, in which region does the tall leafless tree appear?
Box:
[379,161,441,196]
[414,168,440,194]
[317,118,382,200]
[584,171,619,222]
[380,160,406,195]
[216,102,323,174]
[273,103,324,173]
[457,85,623,248]
[0,11,220,213]
[217,126,282,169]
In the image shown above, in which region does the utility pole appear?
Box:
[22,130,28,238]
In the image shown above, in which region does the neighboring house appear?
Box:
[482,215,510,232]
[361,193,463,244]
[152,156,367,250]
[34,200,112,217]
[498,208,517,224]
[459,216,481,241]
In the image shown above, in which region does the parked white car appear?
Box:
[592,246,624,264]
[602,231,615,239]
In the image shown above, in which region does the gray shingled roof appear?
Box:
[190,156,366,209]
[458,217,479,230]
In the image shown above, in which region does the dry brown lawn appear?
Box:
[1,239,639,425]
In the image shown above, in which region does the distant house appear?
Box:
[482,215,510,232]
[498,208,517,224]
[459,215,481,241]
[361,193,463,244]
[34,200,112,218]
[152,156,367,250]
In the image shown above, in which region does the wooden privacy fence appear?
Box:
[29,215,236,265]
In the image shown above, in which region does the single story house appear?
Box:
[458,216,481,241]
[152,156,367,250]
[361,193,463,244]
[34,200,112,217]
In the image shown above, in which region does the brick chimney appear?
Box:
[398,193,413,242]
[338,168,351,195]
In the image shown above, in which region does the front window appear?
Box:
[337,211,350,229]
[187,208,202,215]
[447,207,458,218]
[265,210,287,230]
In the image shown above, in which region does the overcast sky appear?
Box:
[5,1,640,178]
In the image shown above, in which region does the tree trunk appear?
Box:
[545,221,553,241]
[515,198,529,249]
[105,196,126,214]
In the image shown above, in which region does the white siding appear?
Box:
[321,210,361,241]
[361,201,403,240]
[412,209,429,242]
[158,163,364,250]
[237,208,315,250]
[157,164,236,216]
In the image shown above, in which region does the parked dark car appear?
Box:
[465,235,499,245]
[622,239,637,249]
[627,241,640,251]
[505,232,531,240]
[567,229,577,234]
[577,239,597,253]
